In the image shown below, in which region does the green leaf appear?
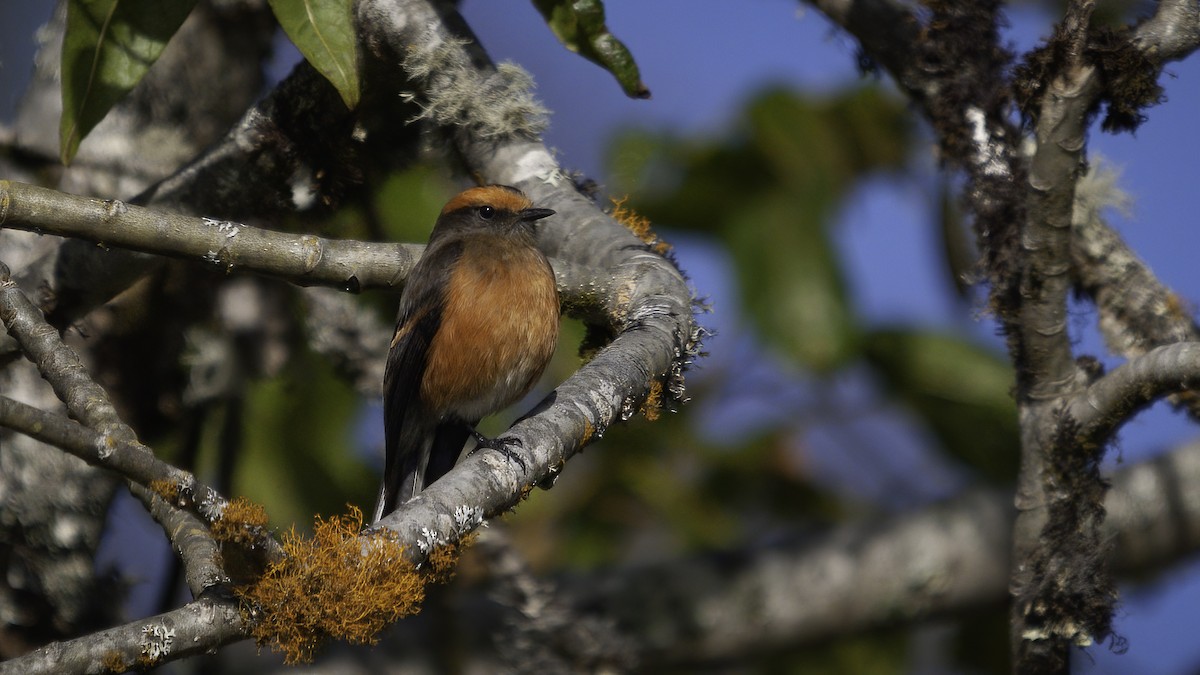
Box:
[268,0,360,110]
[864,327,1019,482]
[60,0,199,164]
[532,0,649,99]
[732,191,860,371]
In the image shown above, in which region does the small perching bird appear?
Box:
[372,185,560,522]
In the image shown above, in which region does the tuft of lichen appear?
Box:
[149,478,178,503]
[1014,23,1164,134]
[403,33,549,140]
[211,496,271,546]
[236,506,464,664]
[101,650,128,673]
[610,197,671,256]
[638,379,665,422]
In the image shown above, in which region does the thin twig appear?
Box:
[0,395,227,528]
[0,180,613,323]
[1064,342,1200,444]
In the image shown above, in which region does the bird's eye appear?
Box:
[478,205,495,220]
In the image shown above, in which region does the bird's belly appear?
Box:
[421,249,559,420]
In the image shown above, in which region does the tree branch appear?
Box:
[0,180,614,324]
[1008,0,1117,668]
[1071,172,1198,356]
[1132,0,1200,63]
[0,180,419,293]
[0,395,232,531]
[0,263,228,596]
[1065,342,1200,444]
[0,595,248,675]
[576,438,1200,666]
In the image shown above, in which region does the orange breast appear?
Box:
[421,236,559,420]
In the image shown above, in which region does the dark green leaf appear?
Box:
[864,327,1019,482]
[532,0,649,98]
[268,0,360,110]
[60,0,198,164]
[938,180,978,300]
[733,192,860,371]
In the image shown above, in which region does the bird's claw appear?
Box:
[468,433,527,472]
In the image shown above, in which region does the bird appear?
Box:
[372,185,560,522]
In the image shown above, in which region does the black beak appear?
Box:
[518,207,556,222]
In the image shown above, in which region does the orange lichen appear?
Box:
[101,650,128,672]
[149,479,178,503]
[212,496,270,546]
[236,506,465,664]
[611,197,671,256]
[639,379,665,422]
[1166,292,1192,321]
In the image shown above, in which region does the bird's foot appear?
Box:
[467,430,527,472]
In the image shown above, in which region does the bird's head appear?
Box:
[433,185,555,238]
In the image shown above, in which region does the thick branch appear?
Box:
[1010,2,1110,669]
[1132,0,1200,63]
[1019,0,1097,396]
[0,180,612,322]
[579,439,1200,665]
[0,180,418,293]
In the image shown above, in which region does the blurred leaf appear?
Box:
[783,630,908,675]
[746,88,910,193]
[372,167,453,242]
[60,0,198,163]
[609,87,912,371]
[237,345,375,528]
[532,0,649,98]
[864,327,1019,482]
[938,180,978,300]
[268,0,360,109]
[730,192,859,371]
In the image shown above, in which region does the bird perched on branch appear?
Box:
[372,185,560,522]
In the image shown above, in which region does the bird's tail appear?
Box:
[372,422,473,523]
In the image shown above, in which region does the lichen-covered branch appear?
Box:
[0,181,612,327]
[1131,0,1200,63]
[1071,166,1200,421]
[0,595,249,675]
[0,180,420,294]
[0,395,234,531]
[1071,167,1197,353]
